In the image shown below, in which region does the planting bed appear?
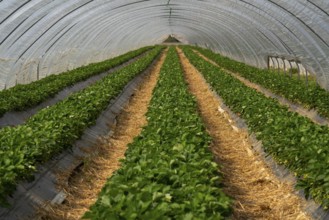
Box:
[182,46,329,210]
[177,47,310,219]
[0,46,153,117]
[85,47,232,219]
[0,47,163,207]
[38,48,169,220]
[192,46,329,119]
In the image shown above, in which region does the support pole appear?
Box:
[296,62,301,80]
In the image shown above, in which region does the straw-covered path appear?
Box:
[177,47,310,219]
[38,49,168,220]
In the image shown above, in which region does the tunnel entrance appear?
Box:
[162,34,181,44]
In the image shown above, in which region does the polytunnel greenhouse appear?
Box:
[1,0,329,219]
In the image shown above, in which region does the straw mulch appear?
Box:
[37,50,168,220]
[177,47,311,220]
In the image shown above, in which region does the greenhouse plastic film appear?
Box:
[1,0,329,89]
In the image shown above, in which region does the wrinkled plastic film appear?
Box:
[1,0,329,89]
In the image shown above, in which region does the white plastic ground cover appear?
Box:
[0,52,147,128]
[0,55,160,220]
[0,1,329,90]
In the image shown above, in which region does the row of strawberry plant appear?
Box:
[192,46,329,119]
[0,46,163,207]
[182,46,329,209]
[0,46,153,117]
[84,47,232,219]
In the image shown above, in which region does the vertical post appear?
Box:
[296,62,301,80]
[305,69,309,87]
[283,59,286,76]
[289,61,293,78]
[275,57,280,74]
[15,71,18,86]
[269,57,274,70]
[37,62,40,80]
[267,56,270,70]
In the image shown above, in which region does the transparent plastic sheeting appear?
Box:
[1,0,329,90]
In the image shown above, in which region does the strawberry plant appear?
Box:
[0,47,163,206]
[192,46,329,119]
[0,46,153,117]
[84,47,232,219]
[182,46,329,209]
